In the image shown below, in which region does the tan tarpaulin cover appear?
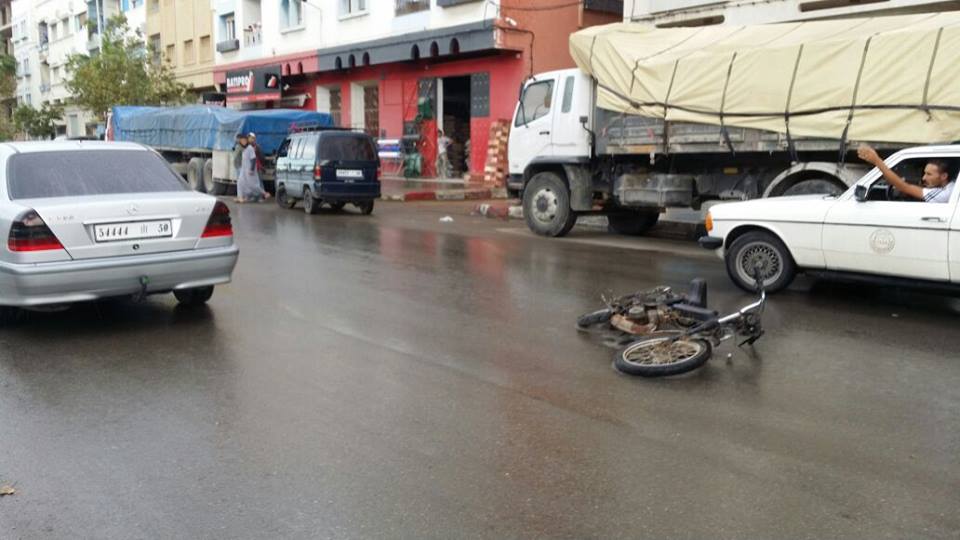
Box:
[569,14,960,144]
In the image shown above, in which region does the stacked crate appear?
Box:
[483,121,511,186]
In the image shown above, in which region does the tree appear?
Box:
[0,54,17,140]
[14,102,64,140]
[65,15,191,119]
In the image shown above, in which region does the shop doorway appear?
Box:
[439,75,471,178]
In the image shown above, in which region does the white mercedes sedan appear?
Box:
[700,145,960,294]
[0,141,238,323]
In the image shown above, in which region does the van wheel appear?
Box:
[276,185,296,209]
[187,157,205,192]
[174,286,214,306]
[725,231,796,293]
[202,159,216,194]
[522,172,577,237]
[357,200,374,215]
[303,187,322,215]
[608,210,660,236]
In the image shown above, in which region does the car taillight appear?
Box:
[8,210,64,252]
[314,164,321,181]
[202,201,232,238]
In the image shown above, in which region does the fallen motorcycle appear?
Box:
[613,283,767,377]
[575,279,711,336]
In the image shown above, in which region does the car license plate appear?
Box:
[337,169,363,180]
[94,220,172,242]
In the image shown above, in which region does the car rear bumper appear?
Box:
[317,182,380,201]
[0,245,239,307]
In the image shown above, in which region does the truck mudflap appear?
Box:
[615,173,695,208]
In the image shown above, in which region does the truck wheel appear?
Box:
[187,158,205,192]
[303,187,321,215]
[523,172,577,237]
[725,231,796,293]
[209,181,228,196]
[607,210,660,236]
[202,159,216,194]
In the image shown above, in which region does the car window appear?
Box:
[301,133,318,163]
[290,137,304,160]
[515,80,555,127]
[866,156,958,202]
[7,150,188,199]
[319,133,376,161]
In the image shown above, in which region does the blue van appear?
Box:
[274,129,381,214]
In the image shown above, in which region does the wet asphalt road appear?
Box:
[1,200,958,539]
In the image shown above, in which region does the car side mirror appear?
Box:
[854,184,868,202]
[579,115,588,125]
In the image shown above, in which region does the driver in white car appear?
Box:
[858,144,954,202]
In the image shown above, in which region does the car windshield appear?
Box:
[319,134,376,162]
[7,150,189,200]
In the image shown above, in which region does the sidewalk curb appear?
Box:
[382,187,509,202]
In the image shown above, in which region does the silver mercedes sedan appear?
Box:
[0,141,239,323]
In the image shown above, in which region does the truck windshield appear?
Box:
[516,80,554,127]
[7,150,188,199]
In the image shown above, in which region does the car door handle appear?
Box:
[921,216,946,223]
[539,131,550,136]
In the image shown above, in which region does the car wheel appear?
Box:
[173,286,214,306]
[356,200,374,215]
[330,202,346,211]
[725,231,796,293]
[0,306,19,326]
[607,210,660,236]
[303,187,321,215]
[276,185,296,209]
[522,172,577,237]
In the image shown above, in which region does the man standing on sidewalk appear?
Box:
[437,130,452,179]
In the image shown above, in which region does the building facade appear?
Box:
[212,0,622,178]
[145,0,216,93]
[625,0,960,27]
[12,0,131,137]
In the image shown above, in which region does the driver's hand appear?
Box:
[857,144,882,166]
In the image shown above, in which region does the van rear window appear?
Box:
[7,150,188,199]
[319,134,376,162]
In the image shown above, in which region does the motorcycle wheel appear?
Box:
[576,308,614,329]
[614,333,712,377]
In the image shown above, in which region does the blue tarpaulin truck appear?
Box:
[107,106,334,194]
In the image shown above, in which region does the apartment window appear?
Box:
[183,39,194,65]
[281,0,304,29]
[149,33,161,64]
[38,23,48,46]
[165,44,175,65]
[149,0,160,13]
[62,18,71,36]
[50,23,58,41]
[23,58,29,76]
[75,13,87,33]
[199,35,211,62]
[222,13,236,41]
[52,66,60,81]
[340,0,367,17]
[395,0,429,14]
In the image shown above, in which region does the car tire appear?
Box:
[356,200,374,215]
[303,187,321,215]
[0,306,19,326]
[607,210,660,236]
[523,172,577,237]
[187,157,205,193]
[725,230,797,293]
[276,185,296,209]
[173,286,214,306]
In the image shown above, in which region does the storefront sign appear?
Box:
[225,66,282,103]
